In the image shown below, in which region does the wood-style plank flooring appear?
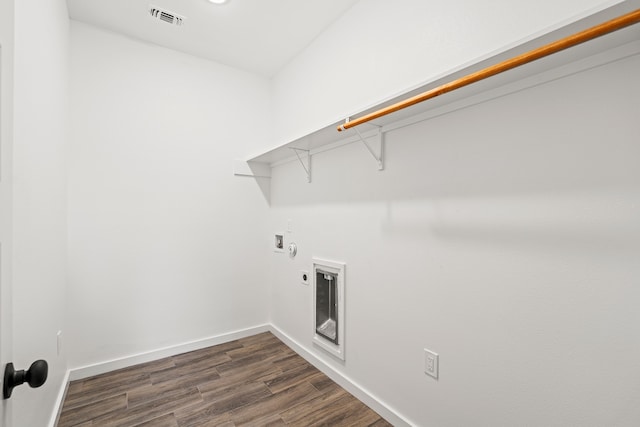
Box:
[58,332,392,427]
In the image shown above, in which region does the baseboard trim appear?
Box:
[48,368,70,427]
[54,323,412,427]
[68,324,270,381]
[268,324,414,427]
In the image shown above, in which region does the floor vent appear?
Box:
[149,5,185,27]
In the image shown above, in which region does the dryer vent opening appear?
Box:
[312,259,345,360]
[316,270,338,345]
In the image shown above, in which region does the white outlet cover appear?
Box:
[424,348,439,379]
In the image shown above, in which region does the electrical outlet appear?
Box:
[300,270,309,285]
[424,348,438,379]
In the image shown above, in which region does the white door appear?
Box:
[0,45,14,427]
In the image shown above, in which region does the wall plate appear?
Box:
[312,258,346,361]
[300,270,309,285]
[424,348,439,379]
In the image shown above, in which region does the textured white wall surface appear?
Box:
[269,52,640,426]
[67,22,272,368]
[268,3,640,423]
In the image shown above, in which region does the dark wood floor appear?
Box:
[58,332,392,427]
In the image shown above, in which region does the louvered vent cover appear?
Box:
[149,5,185,26]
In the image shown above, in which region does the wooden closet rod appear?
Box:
[338,8,640,132]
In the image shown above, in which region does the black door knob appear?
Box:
[3,360,48,399]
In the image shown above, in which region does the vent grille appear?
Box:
[149,5,185,26]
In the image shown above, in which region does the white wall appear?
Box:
[269,52,640,426]
[11,0,70,425]
[272,0,624,145]
[67,22,272,368]
[268,1,640,425]
[6,1,633,425]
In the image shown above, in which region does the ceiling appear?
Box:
[66,0,360,77]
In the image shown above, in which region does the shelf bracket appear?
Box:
[233,160,271,178]
[289,148,311,183]
[353,125,384,171]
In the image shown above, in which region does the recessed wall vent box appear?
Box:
[274,233,284,252]
[312,258,345,360]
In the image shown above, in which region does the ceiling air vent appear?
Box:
[149,5,185,27]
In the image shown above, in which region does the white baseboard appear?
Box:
[68,324,269,381]
[268,324,414,427]
[52,323,412,427]
[48,368,70,427]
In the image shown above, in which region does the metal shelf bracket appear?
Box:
[289,147,312,183]
[352,123,384,171]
